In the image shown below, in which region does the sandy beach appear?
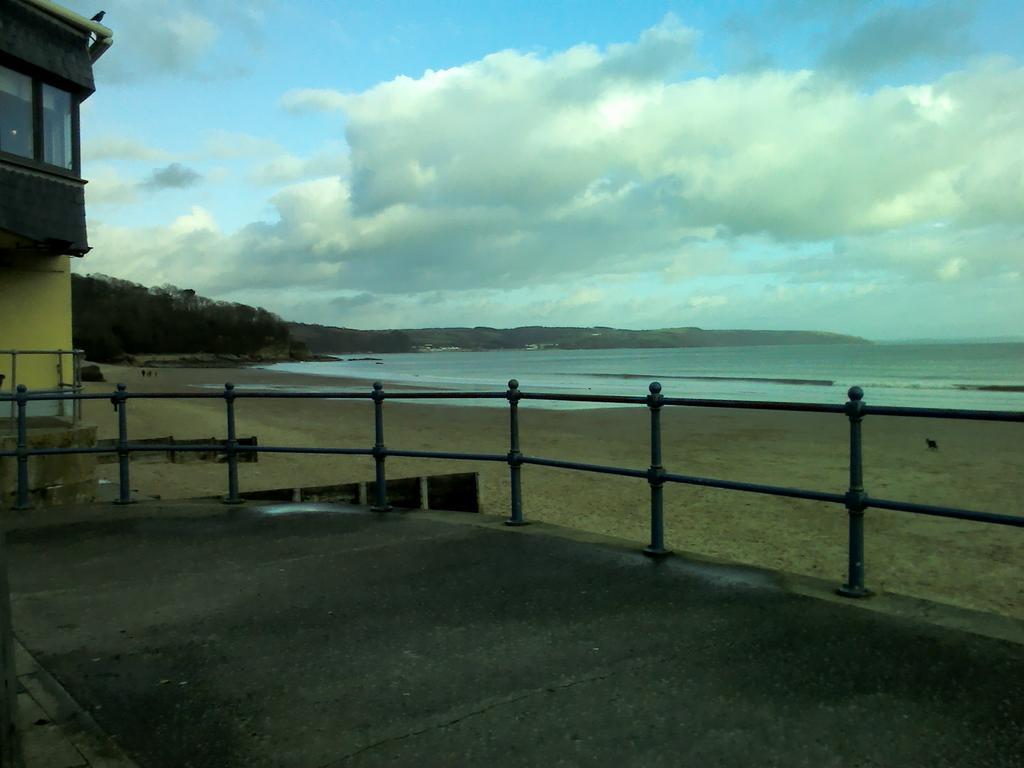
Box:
[81,364,1023,620]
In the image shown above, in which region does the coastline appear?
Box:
[259,342,1024,412]
[80,363,1024,620]
[113,352,341,368]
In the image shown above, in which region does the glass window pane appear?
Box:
[0,65,33,159]
[42,84,73,170]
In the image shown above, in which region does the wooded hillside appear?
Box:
[72,274,302,362]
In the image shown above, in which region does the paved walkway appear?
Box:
[5,502,1023,767]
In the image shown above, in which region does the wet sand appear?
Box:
[82,364,1023,619]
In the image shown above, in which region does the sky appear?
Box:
[65,0,1024,340]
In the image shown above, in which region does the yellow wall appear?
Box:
[0,254,74,393]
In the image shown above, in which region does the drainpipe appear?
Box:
[22,0,113,62]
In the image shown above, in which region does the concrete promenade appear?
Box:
[4,502,1023,767]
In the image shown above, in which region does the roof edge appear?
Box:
[20,0,113,61]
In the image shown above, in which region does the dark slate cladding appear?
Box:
[0,0,95,93]
[0,165,87,253]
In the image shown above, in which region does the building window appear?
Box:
[0,65,34,159]
[0,64,77,172]
[42,84,73,170]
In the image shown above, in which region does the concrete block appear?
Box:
[427,472,480,513]
[0,423,97,508]
[367,476,421,509]
[300,482,361,504]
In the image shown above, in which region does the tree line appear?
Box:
[72,274,300,362]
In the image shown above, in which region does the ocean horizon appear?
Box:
[263,341,1024,411]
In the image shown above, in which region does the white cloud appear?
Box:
[937,256,967,281]
[85,165,138,205]
[688,295,728,309]
[563,287,606,307]
[335,44,1023,243]
[169,206,218,235]
[89,4,219,81]
[80,208,226,289]
[84,135,171,162]
[201,131,284,160]
[280,88,349,113]
[80,16,1024,337]
[72,0,270,83]
[159,12,219,70]
[249,144,351,185]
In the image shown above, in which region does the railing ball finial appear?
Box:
[649,381,662,395]
[225,382,235,391]
[847,385,863,402]
[16,384,26,394]
[111,383,127,409]
[373,381,383,391]
[508,378,519,390]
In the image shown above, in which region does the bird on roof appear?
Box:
[90,11,105,22]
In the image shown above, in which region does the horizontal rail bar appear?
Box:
[0,389,82,399]
[1,391,367,402]
[5,439,1021,527]
[521,455,650,479]
[521,393,649,404]
[0,392,214,402]
[661,397,847,413]
[0,443,240,457]
[0,444,372,458]
[381,392,508,400]
[0,349,82,355]
[117,443,223,453]
[386,449,508,462]
[238,445,373,456]
[1,389,1021,422]
[118,392,224,400]
[862,405,1024,422]
[231,391,370,400]
[0,446,114,457]
[661,471,848,504]
[866,496,1024,526]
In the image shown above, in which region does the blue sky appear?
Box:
[66,0,1023,339]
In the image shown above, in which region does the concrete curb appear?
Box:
[15,640,138,768]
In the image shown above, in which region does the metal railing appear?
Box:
[1,380,1021,597]
[0,349,84,427]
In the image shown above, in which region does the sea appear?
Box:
[263,342,1024,411]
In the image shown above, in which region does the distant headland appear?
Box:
[288,322,870,354]
[71,274,869,363]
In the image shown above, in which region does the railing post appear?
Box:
[8,351,16,430]
[223,383,242,504]
[370,381,391,512]
[74,351,82,424]
[505,379,527,526]
[14,385,30,511]
[112,383,133,505]
[56,352,65,419]
[644,382,670,557]
[838,386,870,597]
